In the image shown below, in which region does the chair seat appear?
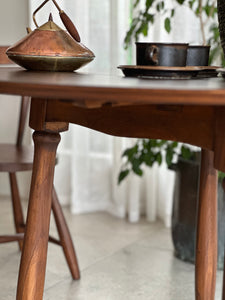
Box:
[0,144,34,172]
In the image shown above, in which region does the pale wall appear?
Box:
[0,0,31,198]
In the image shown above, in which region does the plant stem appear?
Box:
[198,0,206,45]
[203,0,216,27]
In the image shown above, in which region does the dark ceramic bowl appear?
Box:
[136,42,188,67]
[186,45,210,66]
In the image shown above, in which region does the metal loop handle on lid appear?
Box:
[32,0,81,42]
[33,0,50,28]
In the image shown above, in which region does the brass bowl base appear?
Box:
[7,54,94,72]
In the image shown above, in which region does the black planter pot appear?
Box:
[171,156,225,269]
[218,0,225,56]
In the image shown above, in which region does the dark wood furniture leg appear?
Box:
[16,131,60,300]
[52,187,80,279]
[9,173,25,251]
[195,149,218,300]
[222,179,225,300]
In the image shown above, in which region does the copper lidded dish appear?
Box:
[6,0,95,72]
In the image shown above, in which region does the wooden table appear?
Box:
[1,67,225,300]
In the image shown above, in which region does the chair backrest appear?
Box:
[0,46,12,64]
[0,46,30,147]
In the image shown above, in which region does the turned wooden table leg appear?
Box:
[195,149,218,300]
[222,179,225,300]
[16,131,60,300]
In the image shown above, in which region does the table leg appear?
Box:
[195,149,218,300]
[222,179,225,300]
[16,131,60,300]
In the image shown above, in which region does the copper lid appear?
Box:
[6,20,94,58]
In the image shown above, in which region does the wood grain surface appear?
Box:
[1,67,225,107]
[195,150,218,300]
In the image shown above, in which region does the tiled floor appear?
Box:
[0,196,223,299]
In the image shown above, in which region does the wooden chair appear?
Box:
[0,46,80,280]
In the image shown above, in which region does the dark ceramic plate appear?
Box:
[118,65,219,79]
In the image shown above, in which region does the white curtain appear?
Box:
[28,0,201,227]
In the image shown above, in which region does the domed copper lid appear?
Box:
[6,0,95,72]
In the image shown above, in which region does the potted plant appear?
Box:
[118,139,225,268]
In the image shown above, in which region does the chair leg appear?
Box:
[52,186,80,279]
[9,173,25,251]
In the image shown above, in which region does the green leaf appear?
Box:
[118,170,130,184]
[145,0,155,9]
[171,141,178,148]
[188,0,196,9]
[176,0,186,4]
[134,0,140,8]
[157,140,167,147]
[171,9,175,17]
[181,146,192,160]
[164,17,171,33]
[218,171,225,182]
[204,4,210,16]
[156,3,160,12]
[131,158,143,176]
[146,13,154,23]
[132,166,143,176]
[150,139,158,147]
[122,144,138,161]
[123,17,140,49]
[195,6,200,15]
[166,147,174,166]
[142,22,149,36]
[156,152,162,165]
[143,152,154,167]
